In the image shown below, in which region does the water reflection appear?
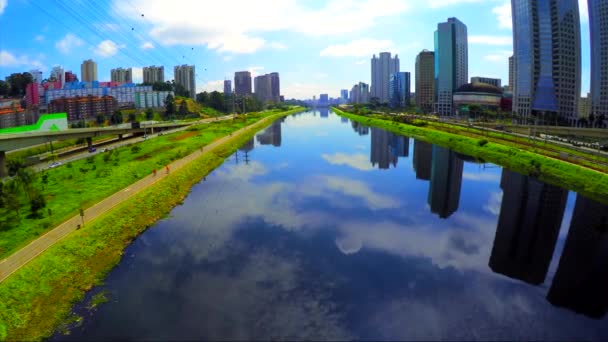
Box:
[413,140,432,180]
[256,119,283,147]
[319,108,329,118]
[428,146,463,219]
[351,121,369,136]
[370,127,409,169]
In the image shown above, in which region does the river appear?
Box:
[55,109,608,340]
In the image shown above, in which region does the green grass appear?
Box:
[332,107,608,205]
[0,108,303,259]
[0,108,301,341]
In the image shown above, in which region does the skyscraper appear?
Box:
[435,18,468,116]
[254,74,271,102]
[508,55,514,91]
[234,71,252,96]
[174,65,196,99]
[512,0,581,125]
[589,0,608,121]
[340,89,349,102]
[389,72,411,108]
[80,59,98,82]
[269,72,280,103]
[143,66,164,84]
[350,82,370,104]
[224,80,232,95]
[371,52,400,104]
[415,50,435,113]
[428,145,463,218]
[50,66,64,86]
[111,67,133,83]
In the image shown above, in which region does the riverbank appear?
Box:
[332,107,608,205]
[0,108,303,341]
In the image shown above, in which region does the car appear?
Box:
[49,161,63,169]
[100,148,108,153]
[88,147,97,153]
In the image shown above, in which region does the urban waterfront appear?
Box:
[56,109,608,340]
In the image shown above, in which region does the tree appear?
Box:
[174,83,189,98]
[0,80,9,97]
[128,112,137,123]
[196,91,209,104]
[209,91,225,112]
[178,103,189,117]
[3,180,20,217]
[110,110,123,125]
[165,94,175,118]
[96,114,106,126]
[29,190,46,217]
[145,108,154,120]
[7,73,34,97]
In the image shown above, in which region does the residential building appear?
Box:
[48,95,117,122]
[0,101,28,128]
[224,80,232,95]
[80,59,98,82]
[590,0,608,121]
[65,71,77,83]
[143,66,165,84]
[579,93,592,118]
[269,72,280,102]
[512,0,581,125]
[371,52,400,104]
[25,83,40,107]
[350,82,370,104]
[435,17,468,116]
[470,77,501,88]
[50,66,65,87]
[234,71,252,96]
[340,89,349,102]
[29,70,43,84]
[45,84,153,107]
[389,72,411,108]
[111,67,133,83]
[174,65,196,99]
[415,50,435,113]
[254,74,271,102]
[134,91,174,109]
[508,55,514,91]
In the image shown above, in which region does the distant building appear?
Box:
[579,93,591,118]
[254,74,271,102]
[45,84,153,107]
[589,0,608,121]
[25,83,40,107]
[134,91,174,109]
[51,66,65,87]
[428,145,463,218]
[80,59,98,82]
[389,72,411,108]
[318,94,329,107]
[65,71,77,83]
[508,55,514,91]
[453,82,503,118]
[111,67,133,83]
[435,18,468,116]
[224,80,232,95]
[234,71,252,96]
[143,66,164,84]
[470,77,501,88]
[350,82,370,104]
[416,50,435,113]
[29,70,43,84]
[48,95,117,122]
[269,72,280,102]
[174,65,196,99]
[371,52,400,103]
[0,101,28,128]
[340,89,349,102]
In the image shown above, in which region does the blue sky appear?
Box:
[0,0,591,99]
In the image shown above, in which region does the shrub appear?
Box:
[478,139,489,147]
[130,146,142,154]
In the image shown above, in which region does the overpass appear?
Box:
[0,122,189,177]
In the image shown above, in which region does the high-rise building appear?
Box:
[224,80,232,95]
[340,89,349,102]
[65,71,77,83]
[350,82,370,104]
[269,72,280,103]
[254,74,271,102]
[28,70,43,84]
[143,66,164,84]
[371,52,400,104]
[111,67,133,83]
[435,17,468,116]
[470,77,501,88]
[174,65,196,99]
[428,145,463,218]
[489,169,568,285]
[234,71,252,96]
[318,94,329,107]
[579,93,592,118]
[50,66,65,86]
[512,0,581,125]
[389,72,411,108]
[80,59,98,82]
[416,50,435,113]
[589,0,608,121]
[508,55,514,91]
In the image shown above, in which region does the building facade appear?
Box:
[269,72,280,103]
[508,55,514,91]
[254,74,271,102]
[341,89,349,102]
[512,0,581,125]
[415,50,435,113]
[435,17,468,116]
[49,95,117,122]
[65,71,77,83]
[111,67,133,83]
[389,72,411,108]
[350,82,370,104]
[589,0,608,121]
[224,80,232,95]
[470,77,501,88]
[80,59,98,82]
[174,65,196,99]
[234,71,252,96]
[51,66,65,86]
[45,84,153,107]
[453,82,503,118]
[371,52,400,104]
[134,91,174,109]
[143,66,165,84]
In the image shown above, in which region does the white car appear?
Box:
[49,161,63,169]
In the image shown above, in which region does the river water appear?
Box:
[56,109,608,341]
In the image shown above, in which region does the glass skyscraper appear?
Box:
[512,0,581,125]
[434,18,468,116]
[389,72,411,108]
[589,0,608,121]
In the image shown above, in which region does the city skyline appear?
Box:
[0,0,595,99]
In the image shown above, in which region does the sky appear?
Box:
[0,0,592,99]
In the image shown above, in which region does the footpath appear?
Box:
[0,113,278,283]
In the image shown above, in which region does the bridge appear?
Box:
[0,122,189,177]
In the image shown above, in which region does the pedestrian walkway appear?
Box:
[0,114,277,283]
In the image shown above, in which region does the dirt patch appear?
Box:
[135,145,172,161]
[171,131,198,141]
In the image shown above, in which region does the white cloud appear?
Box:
[132,67,143,83]
[0,0,6,15]
[483,191,503,216]
[34,35,44,42]
[282,82,338,99]
[200,79,224,93]
[462,172,501,182]
[320,38,396,57]
[484,50,512,62]
[268,41,288,50]
[321,153,374,171]
[427,0,487,8]
[140,42,154,50]
[223,55,233,62]
[55,33,84,54]
[112,0,408,54]
[248,66,265,78]
[94,40,124,58]
[469,35,512,45]
[492,2,512,29]
[0,50,45,70]
[355,60,366,65]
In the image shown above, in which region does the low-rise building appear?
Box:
[453,82,502,118]
[49,95,117,122]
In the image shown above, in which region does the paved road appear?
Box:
[0,114,265,284]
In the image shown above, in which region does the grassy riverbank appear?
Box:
[0,109,300,259]
[332,107,608,204]
[0,108,302,341]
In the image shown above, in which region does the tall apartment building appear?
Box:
[50,66,65,86]
[415,50,435,113]
[234,71,252,96]
[269,72,280,102]
[470,77,501,88]
[174,65,196,99]
[435,17,468,116]
[254,74,271,102]
[508,55,514,91]
[224,80,232,95]
[340,89,349,102]
[512,0,581,125]
[389,72,411,108]
[371,52,400,104]
[110,67,133,83]
[65,71,77,83]
[80,59,98,82]
[350,82,370,104]
[590,0,608,121]
[143,66,165,84]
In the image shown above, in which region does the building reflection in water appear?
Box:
[351,121,369,136]
[370,127,409,169]
[341,116,349,123]
[238,138,254,153]
[319,108,329,118]
[547,194,608,319]
[256,120,282,147]
[489,169,568,285]
[413,139,432,180]
[427,146,463,218]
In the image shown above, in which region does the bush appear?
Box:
[130,146,142,154]
[478,139,489,147]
